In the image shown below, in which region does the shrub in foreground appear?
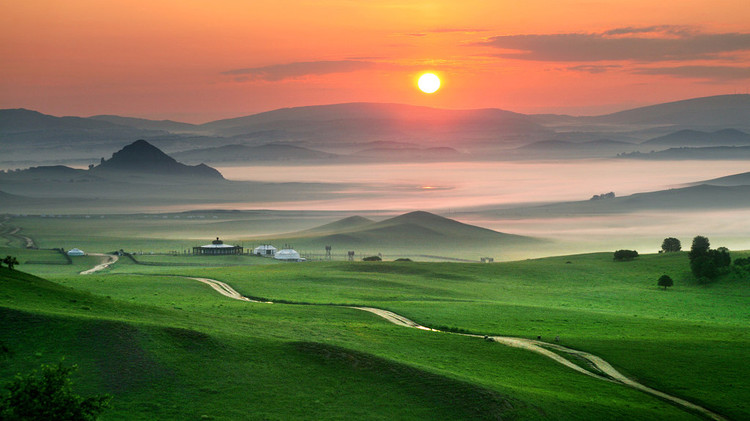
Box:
[0,362,111,421]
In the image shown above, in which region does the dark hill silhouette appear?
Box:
[694,170,750,186]
[641,129,750,147]
[618,145,750,161]
[93,139,224,179]
[352,146,462,160]
[485,184,750,217]
[90,115,198,132]
[199,102,550,146]
[590,94,750,127]
[528,94,750,131]
[0,108,119,131]
[276,211,538,249]
[297,216,376,234]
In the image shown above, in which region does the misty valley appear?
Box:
[2,95,749,421]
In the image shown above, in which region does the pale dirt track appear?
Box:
[186,276,726,421]
[80,253,119,274]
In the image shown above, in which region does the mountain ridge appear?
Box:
[93,139,224,179]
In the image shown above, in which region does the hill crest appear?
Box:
[93,139,224,179]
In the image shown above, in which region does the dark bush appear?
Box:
[613,250,639,261]
[657,274,674,290]
[362,256,382,262]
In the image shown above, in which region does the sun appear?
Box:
[417,73,441,94]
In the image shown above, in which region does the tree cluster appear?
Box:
[0,362,110,421]
[688,236,731,282]
[590,192,615,200]
[362,256,382,261]
[613,249,639,261]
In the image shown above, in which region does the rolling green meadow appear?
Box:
[2,233,748,420]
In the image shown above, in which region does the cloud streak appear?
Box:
[477,26,750,62]
[223,60,377,82]
[633,65,750,81]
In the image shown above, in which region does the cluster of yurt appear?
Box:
[253,244,304,262]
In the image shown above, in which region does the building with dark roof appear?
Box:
[193,237,243,255]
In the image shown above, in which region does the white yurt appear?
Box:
[67,248,85,256]
[253,244,278,256]
[274,248,304,262]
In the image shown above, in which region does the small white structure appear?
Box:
[253,244,278,257]
[274,248,305,262]
[67,248,85,256]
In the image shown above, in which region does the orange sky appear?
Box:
[2,0,749,122]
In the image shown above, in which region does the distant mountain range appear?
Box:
[619,146,750,161]
[3,94,750,166]
[512,139,638,159]
[533,94,750,129]
[172,143,338,164]
[693,170,750,187]
[1,139,223,180]
[641,129,750,147]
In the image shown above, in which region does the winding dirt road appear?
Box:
[187,276,727,421]
[80,253,119,274]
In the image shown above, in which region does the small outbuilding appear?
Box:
[274,248,304,262]
[253,244,278,257]
[67,248,85,256]
[193,237,243,255]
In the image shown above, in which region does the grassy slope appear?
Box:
[1,265,700,420]
[168,252,749,420]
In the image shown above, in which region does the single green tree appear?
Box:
[2,256,19,270]
[661,237,681,253]
[0,362,111,421]
[657,274,674,290]
[689,236,710,260]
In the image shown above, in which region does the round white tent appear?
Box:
[67,248,85,256]
[253,244,277,256]
[274,248,304,262]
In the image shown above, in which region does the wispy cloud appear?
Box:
[566,64,623,74]
[404,28,487,37]
[223,60,377,82]
[633,65,750,81]
[476,26,750,62]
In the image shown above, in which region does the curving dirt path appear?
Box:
[188,276,725,421]
[188,277,272,303]
[80,253,119,274]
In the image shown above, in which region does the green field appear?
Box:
[2,244,748,420]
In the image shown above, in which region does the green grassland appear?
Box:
[2,246,748,419]
[1,266,700,420]
[147,252,750,420]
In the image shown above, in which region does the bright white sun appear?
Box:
[418,73,441,94]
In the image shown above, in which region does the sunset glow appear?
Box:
[1,1,749,120]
